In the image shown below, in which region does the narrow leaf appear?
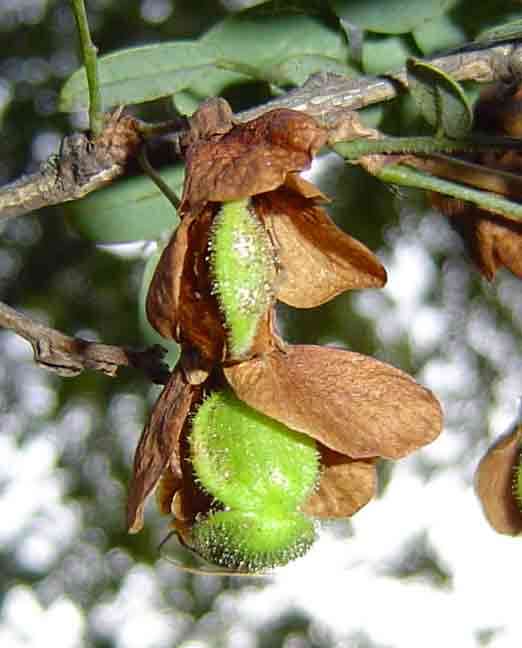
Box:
[477,18,522,43]
[60,42,219,111]
[202,12,349,72]
[329,0,454,35]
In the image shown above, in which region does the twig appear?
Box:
[0,38,520,221]
[0,111,142,221]
[71,0,103,135]
[238,40,521,122]
[335,135,522,158]
[371,161,522,221]
[137,146,181,210]
[0,301,170,383]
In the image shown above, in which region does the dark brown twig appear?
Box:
[0,301,170,383]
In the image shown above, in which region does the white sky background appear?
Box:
[2,163,522,648]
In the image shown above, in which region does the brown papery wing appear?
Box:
[303,446,377,518]
[225,345,443,460]
[255,188,386,307]
[127,370,195,533]
[181,109,327,214]
[475,425,522,536]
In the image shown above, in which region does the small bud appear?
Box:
[190,390,319,514]
[191,510,316,572]
[209,198,276,359]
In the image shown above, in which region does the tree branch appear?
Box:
[0,39,520,221]
[0,301,170,383]
[0,110,143,221]
[238,39,521,121]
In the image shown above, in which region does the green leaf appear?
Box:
[66,164,184,243]
[406,58,472,139]
[202,11,349,85]
[60,9,349,112]
[139,247,180,368]
[476,17,522,43]
[266,54,354,86]
[362,34,417,75]
[412,13,467,55]
[60,42,221,111]
[172,90,201,117]
[172,67,249,113]
[329,0,454,35]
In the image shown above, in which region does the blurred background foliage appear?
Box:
[1,1,522,647]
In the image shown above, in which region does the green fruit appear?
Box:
[190,390,319,514]
[191,510,316,572]
[209,198,276,359]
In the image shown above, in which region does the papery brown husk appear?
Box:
[127,369,198,533]
[225,344,443,460]
[429,81,522,282]
[255,186,387,307]
[146,199,280,364]
[146,205,226,364]
[432,194,522,281]
[475,425,522,536]
[181,108,327,215]
[159,425,214,523]
[474,82,522,139]
[303,445,377,517]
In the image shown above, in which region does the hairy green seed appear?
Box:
[209,198,276,359]
[190,390,319,514]
[191,510,316,572]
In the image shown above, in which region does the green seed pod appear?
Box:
[209,198,276,359]
[191,510,316,572]
[190,390,319,514]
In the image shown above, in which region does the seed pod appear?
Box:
[191,510,316,572]
[209,198,276,359]
[190,390,319,514]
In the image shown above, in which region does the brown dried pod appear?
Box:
[145,99,387,362]
[129,340,442,545]
[146,207,227,364]
[475,424,522,536]
[151,391,378,528]
[146,179,386,362]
